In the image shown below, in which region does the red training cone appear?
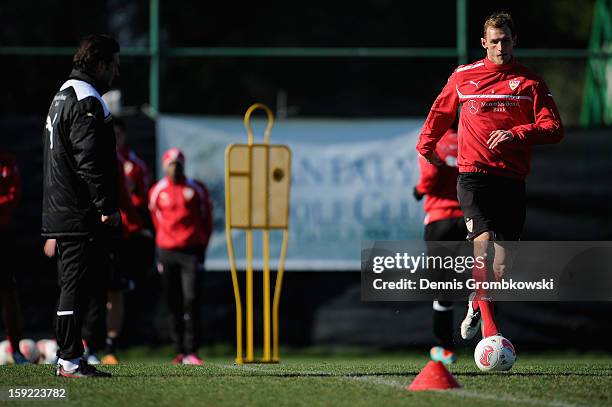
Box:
[407,361,461,391]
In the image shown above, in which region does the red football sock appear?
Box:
[471,253,498,335]
[478,299,498,337]
[471,258,488,310]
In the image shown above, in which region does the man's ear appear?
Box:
[481,37,487,49]
[512,35,518,47]
[94,60,105,75]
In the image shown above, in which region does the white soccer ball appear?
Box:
[474,335,516,372]
[0,340,12,365]
[36,339,58,365]
[19,339,41,364]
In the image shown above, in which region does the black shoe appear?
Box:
[55,359,111,378]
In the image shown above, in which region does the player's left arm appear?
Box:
[508,80,564,145]
[195,181,213,247]
[414,154,440,200]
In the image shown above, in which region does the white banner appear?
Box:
[157,116,426,270]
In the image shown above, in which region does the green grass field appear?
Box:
[1,350,611,406]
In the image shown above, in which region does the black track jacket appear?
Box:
[42,69,119,237]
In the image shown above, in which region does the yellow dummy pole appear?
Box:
[226,103,290,364]
[273,230,289,361]
[244,104,274,362]
[225,156,243,364]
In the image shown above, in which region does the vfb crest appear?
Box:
[468,99,479,114]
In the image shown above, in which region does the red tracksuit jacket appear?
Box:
[0,153,21,231]
[415,129,463,225]
[417,57,564,180]
[148,176,213,250]
[117,155,143,237]
[117,147,152,212]
[117,147,152,235]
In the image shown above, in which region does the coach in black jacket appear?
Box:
[42,34,121,378]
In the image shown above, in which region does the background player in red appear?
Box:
[0,152,29,364]
[114,118,152,221]
[414,122,466,364]
[101,118,153,365]
[416,12,563,342]
[149,148,213,365]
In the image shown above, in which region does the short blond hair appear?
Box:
[483,12,515,38]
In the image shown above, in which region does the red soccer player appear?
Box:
[414,124,466,364]
[101,118,153,365]
[115,118,152,220]
[0,152,29,364]
[149,148,213,365]
[416,12,563,341]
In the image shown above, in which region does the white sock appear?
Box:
[58,357,81,371]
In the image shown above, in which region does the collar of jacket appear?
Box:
[68,69,110,95]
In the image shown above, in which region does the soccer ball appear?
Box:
[0,340,11,365]
[37,339,58,365]
[19,339,41,364]
[474,335,516,372]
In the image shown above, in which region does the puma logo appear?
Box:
[469,80,480,88]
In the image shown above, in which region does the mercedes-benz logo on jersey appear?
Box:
[468,99,479,114]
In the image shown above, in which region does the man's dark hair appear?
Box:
[483,12,515,38]
[73,34,120,74]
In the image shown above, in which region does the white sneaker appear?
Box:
[461,292,482,340]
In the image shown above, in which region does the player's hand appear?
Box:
[419,151,444,166]
[487,130,514,150]
[43,239,57,258]
[413,186,424,201]
[101,211,121,228]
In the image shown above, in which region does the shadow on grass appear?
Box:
[116,371,420,378]
[115,368,612,378]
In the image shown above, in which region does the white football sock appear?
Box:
[58,357,80,371]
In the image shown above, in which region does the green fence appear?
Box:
[1,0,610,125]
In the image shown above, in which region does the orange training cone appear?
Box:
[407,361,461,391]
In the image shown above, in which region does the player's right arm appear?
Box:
[148,182,161,231]
[416,71,460,163]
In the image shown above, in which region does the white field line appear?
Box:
[217,363,590,407]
